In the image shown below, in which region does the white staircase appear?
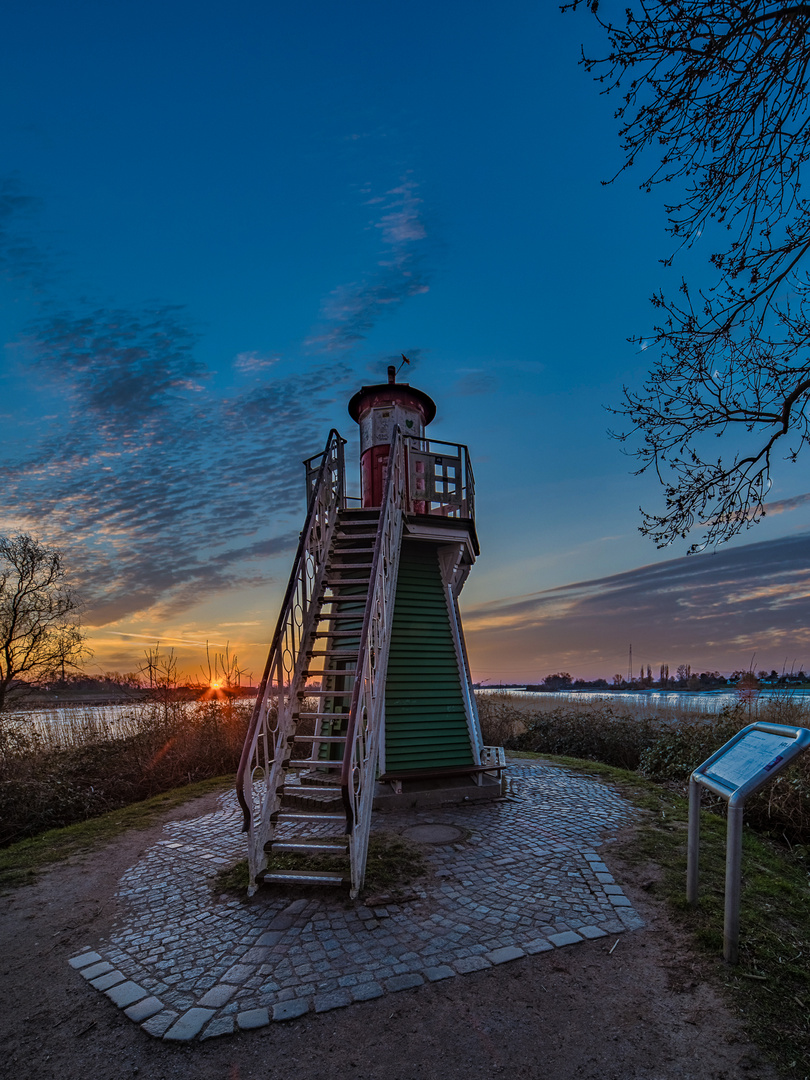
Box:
[236,428,407,896]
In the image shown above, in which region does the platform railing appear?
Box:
[342,427,407,896]
[236,429,346,892]
[405,436,475,521]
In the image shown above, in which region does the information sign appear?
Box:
[687,721,810,965]
[704,729,795,791]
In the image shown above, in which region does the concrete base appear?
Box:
[372,772,502,811]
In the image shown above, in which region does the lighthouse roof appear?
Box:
[347,381,437,424]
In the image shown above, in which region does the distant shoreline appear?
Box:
[476,685,810,696]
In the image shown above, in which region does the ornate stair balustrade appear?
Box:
[341,428,407,896]
[236,429,346,894]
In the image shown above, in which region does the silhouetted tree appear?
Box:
[0,534,90,711]
[542,672,573,690]
[568,2,810,550]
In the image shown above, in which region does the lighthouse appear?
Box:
[348,365,485,785]
[237,365,503,896]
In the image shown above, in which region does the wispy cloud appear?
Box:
[2,302,354,625]
[701,490,810,527]
[306,176,431,353]
[464,532,810,675]
[0,170,437,634]
[452,369,499,396]
[763,492,810,516]
[234,350,279,373]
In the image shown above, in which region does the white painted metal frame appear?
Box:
[438,543,483,769]
[236,430,346,894]
[405,436,475,519]
[342,428,407,896]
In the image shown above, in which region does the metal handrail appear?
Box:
[404,436,475,520]
[235,429,345,891]
[304,436,345,505]
[341,427,407,896]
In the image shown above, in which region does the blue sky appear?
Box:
[2,0,810,682]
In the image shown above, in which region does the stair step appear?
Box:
[334,531,377,539]
[273,810,346,823]
[292,734,348,743]
[271,841,348,855]
[297,771,344,787]
[327,561,373,569]
[312,630,365,637]
[258,870,347,886]
[301,689,354,696]
[303,671,356,679]
[298,711,350,720]
[282,791,343,811]
[329,546,375,554]
[322,578,371,586]
[307,649,359,657]
[285,759,343,769]
[315,612,365,620]
[291,736,348,745]
[281,783,342,794]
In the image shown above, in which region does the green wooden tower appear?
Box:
[347,367,487,792]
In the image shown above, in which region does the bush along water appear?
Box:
[0,698,252,846]
[482,694,810,848]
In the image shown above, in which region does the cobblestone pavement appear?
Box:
[67,761,644,1041]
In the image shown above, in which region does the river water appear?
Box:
[477,688,810,714]
[6,688,810,735]
[1,700,253,744]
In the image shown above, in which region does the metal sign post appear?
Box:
[687,722,810,965]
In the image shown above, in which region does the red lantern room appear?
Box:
[347,365,436,508]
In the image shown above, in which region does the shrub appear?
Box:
[477,693,533,746]
[0,699,252,846]
[638,699,810,844]
[638,707,745,781]
[477,691,810,847]
[505,704,663,770]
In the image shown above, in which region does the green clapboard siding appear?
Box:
[384,539,474,773]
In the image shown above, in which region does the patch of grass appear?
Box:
[214,831,426,899]
[0,774,234,890]
[524,751,810,1077]
[214,858,251,892]
[362,832,426,893]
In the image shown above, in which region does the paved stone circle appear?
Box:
[401,823,466,844]
[67,760,644,1041]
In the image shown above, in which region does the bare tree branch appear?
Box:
[566,1,810,546]
[0,535,91,710]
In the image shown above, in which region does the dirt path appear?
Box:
[0,792,780,1080]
